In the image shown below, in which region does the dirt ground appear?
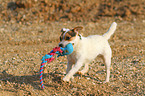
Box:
[0,0,145,96]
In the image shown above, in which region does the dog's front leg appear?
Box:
[63,59,84,82]
[66,61,73,74]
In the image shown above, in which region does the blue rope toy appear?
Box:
[40,43,73,89]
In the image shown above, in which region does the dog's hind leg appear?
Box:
[63,59,84,81]
[102,47,112,83]
[76,63,89,75]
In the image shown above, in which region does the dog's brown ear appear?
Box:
[73,26,83,32]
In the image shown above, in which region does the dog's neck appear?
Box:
[78,34,82,40]
[72,35,83,50]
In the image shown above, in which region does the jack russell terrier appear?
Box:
[59,22,117,83]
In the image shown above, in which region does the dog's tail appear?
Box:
[103,22,117,40]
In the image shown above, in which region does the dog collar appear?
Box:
[78,34,82,40]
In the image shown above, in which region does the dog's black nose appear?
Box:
[59,44,63,47]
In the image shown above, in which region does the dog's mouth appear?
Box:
[59,44,64,47]
[59,43,74,48]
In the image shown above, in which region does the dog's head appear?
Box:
[59,26,83,48]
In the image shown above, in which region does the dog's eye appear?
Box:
[66,36,71,40]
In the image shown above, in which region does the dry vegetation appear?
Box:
[0,0,145,96]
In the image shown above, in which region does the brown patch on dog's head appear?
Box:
[64,30,77,41]
[59,30,76,41]
[59,26,83,41]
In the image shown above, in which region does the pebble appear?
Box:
[87,78,90,80]
[71,88,78,91]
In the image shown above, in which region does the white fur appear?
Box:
[59,22,117,83]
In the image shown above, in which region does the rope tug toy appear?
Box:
[40,43,73,89]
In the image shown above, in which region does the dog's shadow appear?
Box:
[0,70,102,91]
[0,70,63,90]
[0,70,42,89]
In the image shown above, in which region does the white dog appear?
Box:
[59,22,117,83]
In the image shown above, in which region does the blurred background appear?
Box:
[0,0,144,23]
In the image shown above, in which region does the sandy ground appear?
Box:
[0,0,145,96]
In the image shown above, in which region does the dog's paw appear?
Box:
[76,71,84,75]
[103,80,109,84]
[71,76,74,80]
[62,77,70,82]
